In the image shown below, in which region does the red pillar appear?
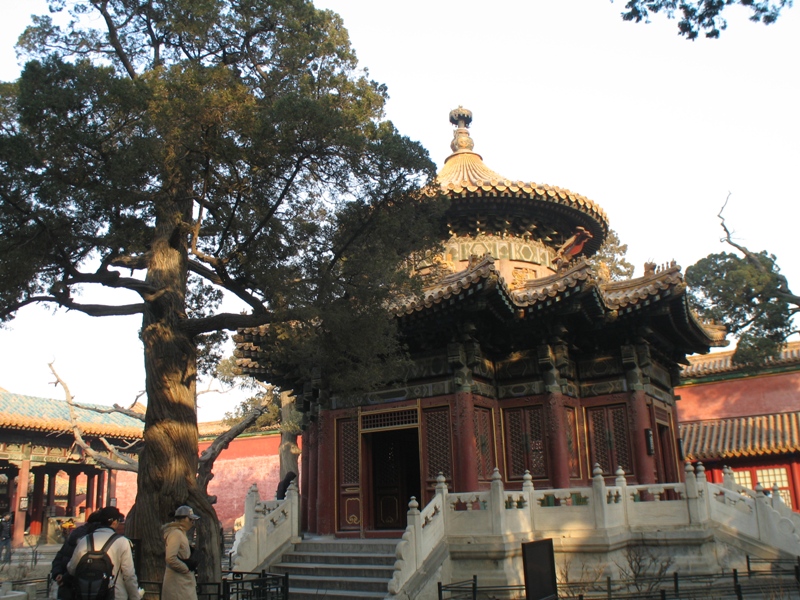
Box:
[66,472,78,517]
[300,429,310,532]
[545,392,571,489]
[47,470,58,508]
[107,470,117,505]
[85,473,96,515]
[306,423,319,534]
[629,390,656,485]
[452,391,479,493]
[315,414,336,535]
[790,462,800,511]
[95,471,106,508]
[12,459,30,548]
[29,468,45,536]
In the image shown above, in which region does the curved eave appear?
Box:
[512,261,594,313]
[393,256,516,319]
[0,417,142,440]
[436,184,608,256]
[681,412,800,461]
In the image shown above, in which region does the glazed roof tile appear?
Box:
[435,108,609,235]
[0,391,143,439]
[512,261,593,306]
[682,340,800,379]
[680,411,800,461]
[393,254,503,316]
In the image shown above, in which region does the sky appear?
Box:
[0,1,798,422]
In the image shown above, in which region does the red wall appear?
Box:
[677,371,800,422]
[113,432,296,531]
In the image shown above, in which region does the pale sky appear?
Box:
[1,1,798,421]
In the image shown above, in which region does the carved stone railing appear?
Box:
[231,480,300,572]
[388,474,448,595]
[231,462,800,597]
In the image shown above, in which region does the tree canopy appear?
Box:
[686,200,799,364]
[0,0,446,583]
[588,228,635,281]
[617,0,792,39]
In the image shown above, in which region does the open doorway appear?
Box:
[366,428,421,530]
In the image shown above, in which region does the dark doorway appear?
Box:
[368,428,421,530]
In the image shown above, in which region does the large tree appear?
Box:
[0,0,445,583]
[617,0,792,39]
[686,199,798,364]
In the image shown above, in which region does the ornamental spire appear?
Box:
[449,106,475,154]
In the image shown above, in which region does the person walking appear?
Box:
[51,510,103,600]
[0,513,12,564]
[67,507,139,600]
[161,506,200,600]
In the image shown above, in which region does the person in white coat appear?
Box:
[67,507,139,600]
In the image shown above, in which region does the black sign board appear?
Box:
[522,538,558,600]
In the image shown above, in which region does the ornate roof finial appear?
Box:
[449,106,475,154]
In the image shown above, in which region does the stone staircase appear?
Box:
[272,536,398,599]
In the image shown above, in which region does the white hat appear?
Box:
[175,505,200,520]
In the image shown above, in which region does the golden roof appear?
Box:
[435,107,609,247]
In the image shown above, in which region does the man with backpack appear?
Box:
[51,509,104,600]
[67,506,139,600]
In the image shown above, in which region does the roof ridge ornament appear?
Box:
[449,106,475,154]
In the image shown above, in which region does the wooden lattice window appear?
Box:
[586,404,632,476]
[424,408,453,480]
[503,405,548,480]
[473,406,495,481]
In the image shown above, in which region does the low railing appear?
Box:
[438,568,800,600]
[231,481,300,572]
[137,571,289,600]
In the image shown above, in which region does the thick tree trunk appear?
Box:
[279,392,300,479]
[129,199,221,584]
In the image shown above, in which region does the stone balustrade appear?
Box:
[230,462,800,598]
[231,479,300,572]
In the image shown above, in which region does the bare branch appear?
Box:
[718,195,800,307]
[74,401,146,423]
[48,362,139,472]
[197,406,268,494]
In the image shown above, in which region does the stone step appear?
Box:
[284,574,391,593]
[279,550,396,566]
[292,539,398,555]
[288,589,386,600]
[276,561,395,579]
[276,536,399,599]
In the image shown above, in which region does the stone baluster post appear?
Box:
[435,472,449,529]
[407,497,422,569]
[615,467,629,527]
[592,464,608,530]
[684,462,700,524]
[287,480,301,542]
[693,462,709,522]
[522,471,535,531]
[490,468,505,535]
[722,465,735,491]
[244,484,259,534]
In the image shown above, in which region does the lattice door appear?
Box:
[503,405,548,480]
[337,418,360,531]
[586,405,632,476]
[421,407,453,502]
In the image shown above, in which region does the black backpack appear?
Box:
[72,532,121,600]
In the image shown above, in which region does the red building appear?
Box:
[236,108,727,538]
[678,341,800,509]
[0,389,142,546]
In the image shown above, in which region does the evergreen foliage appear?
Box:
[0,0,446,584]
[617,0,792,39]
